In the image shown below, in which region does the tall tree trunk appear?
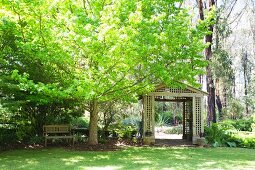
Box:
[216,78,223,119]
[242,51,249,116]
[198,0,216,124]
[223,87,227,107]
[88,100,99,145]
[233,75,236,98]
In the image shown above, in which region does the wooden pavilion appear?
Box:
[142,84,208,145]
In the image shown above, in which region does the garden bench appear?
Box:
[43,125,74,146]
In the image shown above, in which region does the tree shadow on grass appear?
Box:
[0,147,255,170]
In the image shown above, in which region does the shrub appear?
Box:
[71,117,89,128]
[155,111,182,126]
[233,119,254,131]
[29,135,44,145]
[107,116,140,139]
[114,125,137,139]
[156,114,170,127]
[122,116,140,128]
[241,138,255,148]
[0,127,17,148]
[205,122,255,149]
[164,125,183,135]
[205,123,229,146]
[221,118,254,132]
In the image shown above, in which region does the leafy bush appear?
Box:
[156,114,170,127]
[205,123,230,146]
[205,122,255,148]
[29,135,44,145]
[122,116,140,128]
[114,125,137,139]
[233,119,254,131]
[221,118,254,132]
[175,114,183,124]
[71,117,89,128]
[241,138,255,148]
[155,111,182,126]
[0,127,17,147]
[164,125,183,135]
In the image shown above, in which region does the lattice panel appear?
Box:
[184,101,192,136]
[195,97,202,136]
[145,96,153,132]
[155,87,195,93]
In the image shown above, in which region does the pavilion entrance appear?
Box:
[142,84,207,145]
[154,98,192,139]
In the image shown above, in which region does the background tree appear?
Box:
[0,10,84,140]
[197,0,217,124]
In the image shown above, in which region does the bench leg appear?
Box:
[45,138,47,147]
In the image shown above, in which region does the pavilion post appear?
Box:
[142,95,155,145]
[182,101,186,139]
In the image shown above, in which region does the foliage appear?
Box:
[232,131,255,149]
[212,46,234,97]
[155,114,170,127]
[0,0,213,144]
[164,125,183,135]
[102,103,141,128]
[122,116,140,128]
[97,102,141,139]
[205,121,255,149]
[155,111,182,126]
[231,118,254,132]
[0,127,17,148]
[205,123,229,147]
[223,99,245,119]
[28,135,44,145]
[71,116,89,128]
[114,125,137,139]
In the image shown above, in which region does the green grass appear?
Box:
[0,147,255,170]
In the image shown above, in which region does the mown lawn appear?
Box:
[0,147,255,170]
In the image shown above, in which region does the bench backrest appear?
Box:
[43,125,71,134]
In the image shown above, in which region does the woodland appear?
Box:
[0,0,255,155]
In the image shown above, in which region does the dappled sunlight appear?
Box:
[173,154,189,160]
[24,158,39,165]
[0,147,255,170]
[203,161,218,166]
[93,155,110,160]
[0,157,39,170]
[62,156,85,165]
[131,157,153,165]
[79,165,123,170]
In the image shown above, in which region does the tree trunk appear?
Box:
[88,100,99,145]
[198,0,216,124]
[233,75,236,98]
[216,95,223,119]
[215,78,223,119]
[242,51,249,116]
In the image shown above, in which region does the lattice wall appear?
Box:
[143,95,154,134]
[142,84,206,144]
[195,97,202,136]
[184,101,192,138]
[155,87,196,93]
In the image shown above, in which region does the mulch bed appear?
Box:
[71,139,143,151]
[1,139,201,152]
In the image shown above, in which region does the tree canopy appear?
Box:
[0,0,213,144]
